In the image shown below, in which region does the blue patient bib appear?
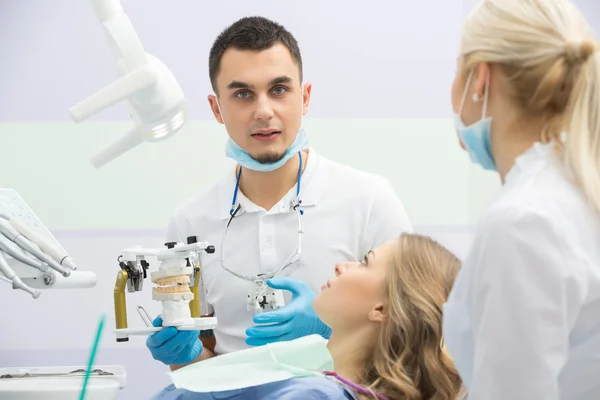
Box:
[151,376,358,400]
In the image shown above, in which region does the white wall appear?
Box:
[0,0,597,398]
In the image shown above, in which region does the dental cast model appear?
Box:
[151,255,195,326]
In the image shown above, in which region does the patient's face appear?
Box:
[313,240,393,331]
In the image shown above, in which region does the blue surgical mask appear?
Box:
[217,93,308,172]
[225,127,308,172]
[454,70,496,171]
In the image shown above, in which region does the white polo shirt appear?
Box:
[166,147,413,354]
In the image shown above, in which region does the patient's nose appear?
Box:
[334,263,350,276]
[334,263,342,276]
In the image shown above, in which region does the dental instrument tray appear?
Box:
[0,365,126,386]
[1,368,113,379]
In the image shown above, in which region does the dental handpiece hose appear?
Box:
[8,217,77,270]
[0,235,49,272]
[0,219,70,277]
[0,250,40,298]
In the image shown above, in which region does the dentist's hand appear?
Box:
[245,278,332,346]
[146,316,203,366]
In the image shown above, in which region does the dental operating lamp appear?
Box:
[0,189,97,297]
[69,0,188,168]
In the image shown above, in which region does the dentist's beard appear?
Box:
[252,150,286,164]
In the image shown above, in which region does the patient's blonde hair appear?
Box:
[357,233,463,400]
[461,0,600,215]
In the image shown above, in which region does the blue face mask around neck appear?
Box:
[217,93,308,172]
[453,69,496,171]
[225,127,308,172]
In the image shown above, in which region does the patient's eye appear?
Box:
[362,254,369,266]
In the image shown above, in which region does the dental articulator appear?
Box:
[113,237,218,341]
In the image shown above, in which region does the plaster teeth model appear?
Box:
[154,275,191,292]
[151,258,194,326]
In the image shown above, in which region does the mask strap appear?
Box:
[459,69,490,119]
[458,70,474,115]
[482,72,490,119]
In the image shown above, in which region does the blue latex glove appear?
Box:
[245,278,332,346]
[146,316,203,365]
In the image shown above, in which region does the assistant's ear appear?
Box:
[472,63,490,102]
[301,82,312,116]
[207,94,224,124]
[368,303,388,323]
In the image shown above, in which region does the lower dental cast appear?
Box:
[151,256,194,326]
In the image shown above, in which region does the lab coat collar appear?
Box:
[504,141,556,185]
[218,147,326,219]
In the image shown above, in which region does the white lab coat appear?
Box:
[443,142,600,400]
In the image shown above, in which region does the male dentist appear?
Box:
[146,16,412,370]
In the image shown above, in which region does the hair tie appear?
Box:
[564,39,597,65]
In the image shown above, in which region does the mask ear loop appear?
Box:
[481,72,490,119]
[458,70,474,118]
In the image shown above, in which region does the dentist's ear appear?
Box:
[300,82,312,116]
[207,94,224,124]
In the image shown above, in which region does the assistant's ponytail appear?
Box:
[562,41,600,216]
[458,1,600,216]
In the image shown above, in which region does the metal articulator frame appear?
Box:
[189,265,201,318]
[114,269,129,342]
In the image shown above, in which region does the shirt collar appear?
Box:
[218,147,327,219]
[504,141,555,185]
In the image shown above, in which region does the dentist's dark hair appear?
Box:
[208,16,303,92]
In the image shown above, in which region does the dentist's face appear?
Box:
[208,43,311,164]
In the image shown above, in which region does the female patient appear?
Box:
[152,233,463,400]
